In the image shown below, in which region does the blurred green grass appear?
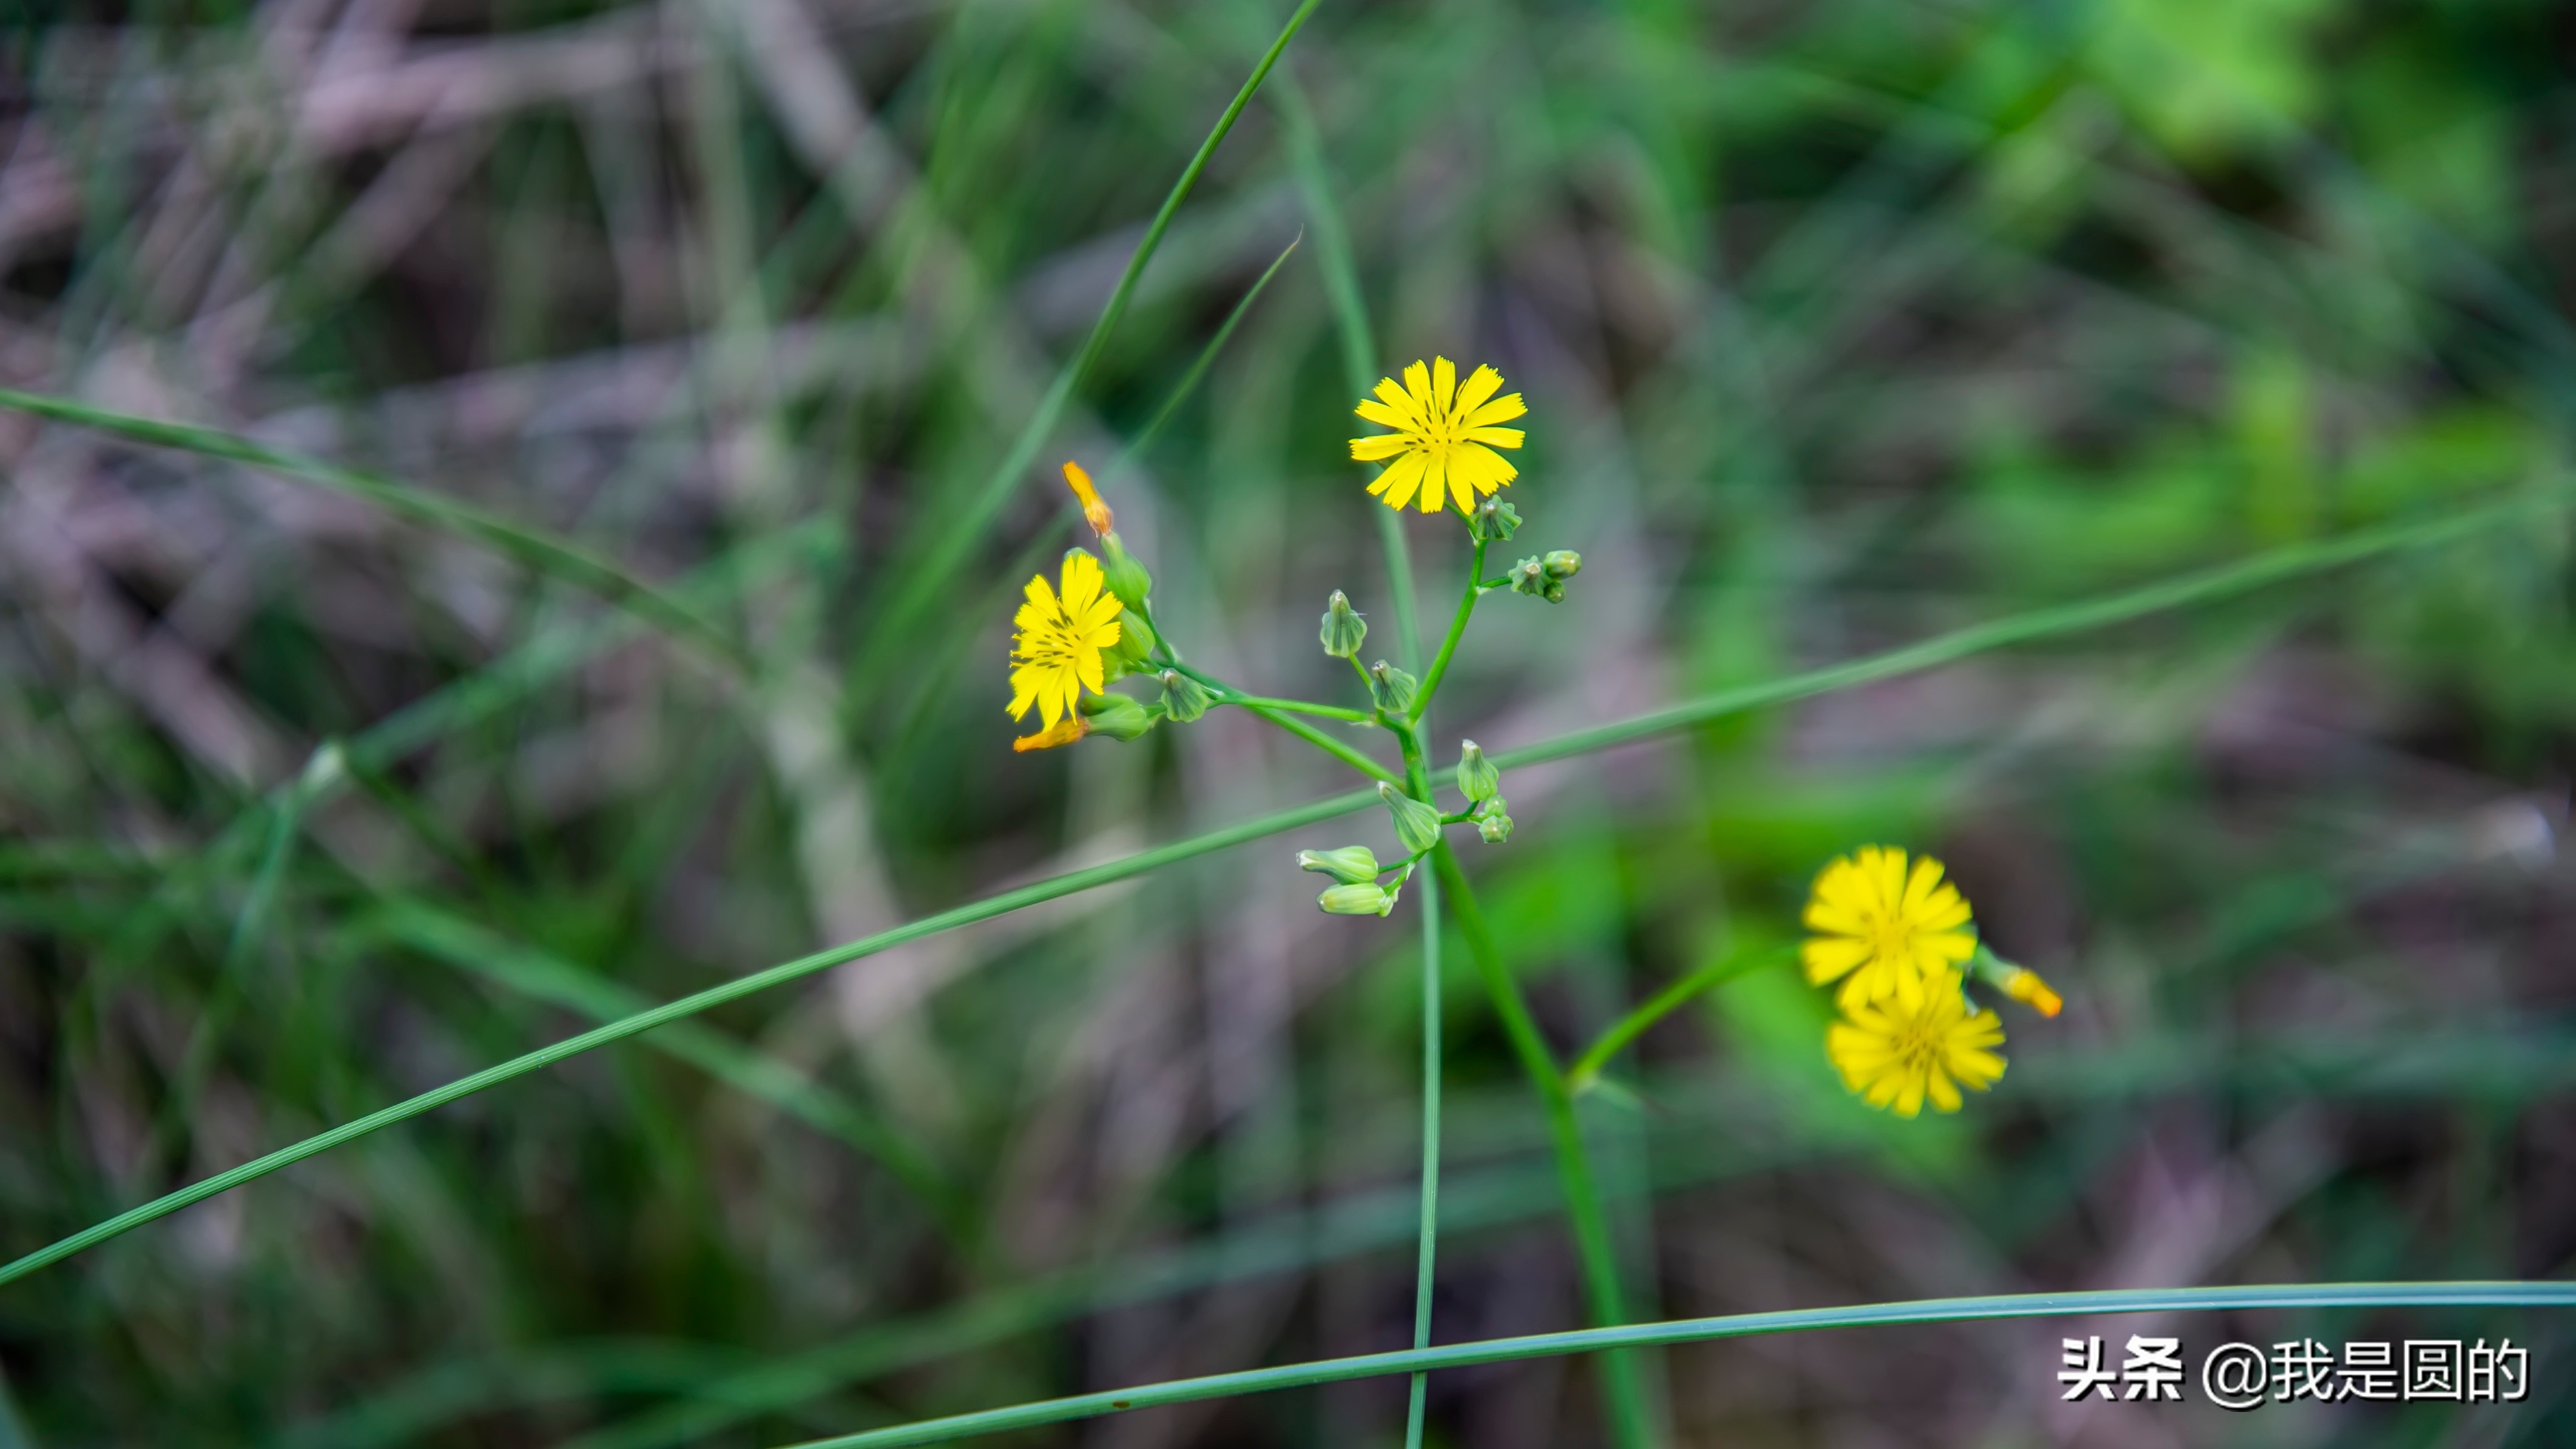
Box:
[2,0,2574,1444]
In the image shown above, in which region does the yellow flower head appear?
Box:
[1062,460,1113,537]
[1801,845,1976,1009]
[1349,357,1528,514]
[1008,550,1122,737]
[1826,969,2006,1117]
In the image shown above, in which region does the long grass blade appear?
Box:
[782,1282,2576,1447]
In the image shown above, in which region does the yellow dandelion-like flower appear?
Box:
[1349,356,1528,514]
[1826,969,2007,1117]
[1008,550,1122,738]
[1801,845,1976,1009]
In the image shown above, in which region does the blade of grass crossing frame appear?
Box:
[3,484,2564,1287]
[778,1282,2576,1447]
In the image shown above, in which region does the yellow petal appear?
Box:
[1372,375,1426,428]
[1076,646,1105,696]
[1418,450,1448,513]
[1370,451,1428,510]
[1059,551,1106,616]
[1461,391,1527,429]
[1400,360,1433,412]
[1463,426,1526,449]
[1803,936,1869,982]
[1350,431,1411,461]
[1430,357,1458,415]
[1901,856,1948,915]
[1925,1065,1963,1113]
[1454,363,1506,417]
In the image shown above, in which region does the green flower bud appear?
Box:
[1455,740,1500,803]
[1541,550,1582,581]
[1077,691,1157,741]
[1508,556,1566,603]
[1156,669,1210,723]
[1470,496,1522,542]
[1378,781,1442,855]
[1318,881,1398,917]
[1297,844,1381,884]
[1470,793,1507,821]
[1477,811,1514,844]
[1319,590,1368,659]
[1103,534,1153,612]
[1366,659,1418,715]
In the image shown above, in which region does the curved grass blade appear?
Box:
[859,0,1324,673]
[2,484,2563,1288]
[0,385,746,668]
[784,1282,2576,1447]
[1125,230,1301,460]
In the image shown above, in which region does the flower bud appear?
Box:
[1078,691,1156,741]
[1158,668,1210,723]
[1455,740,1500,802]
[1366,659,1418,715]
[2001,967,2063,1018]
[1319,590,1368,659]
[1103,533,1153,613]
[1470,496,1522,542]
[1507,556,1556,601]
[1297,844,1381,884]
[1378,781,1442,855]
[1318,881,1398,917]
[1541,550,1582,581]
[1968,943,2063,1018]
[1477,810,1514,844]
[1062,460,1115,535]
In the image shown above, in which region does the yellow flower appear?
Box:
[1349,357,1528,514]
[1008,550,1122,738]
[1826,969,2006,1117]
[1062,460,1113,536]
[1801,845,1976,1009]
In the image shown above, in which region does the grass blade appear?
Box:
[776,1282,2576,1447]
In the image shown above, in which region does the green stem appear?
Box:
[1566,946,1796,1095]
[1402,862,1442,1449]
[1235,704,1401,784]
[780,1283,2576,1447]
[1409,538,1487,724]
[1432,847,1658,1449]
[1216,695,1375,724]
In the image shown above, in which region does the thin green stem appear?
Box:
[1233,705,1402,784]
[1433,847,1657,1449]
[1410,538,1488,724]
[780,1283,2576,1447]
[10,486,2565,1285]
[1215,695,1375,724]
[1402,862,1442,1449]
[1566,946,1797,1094]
